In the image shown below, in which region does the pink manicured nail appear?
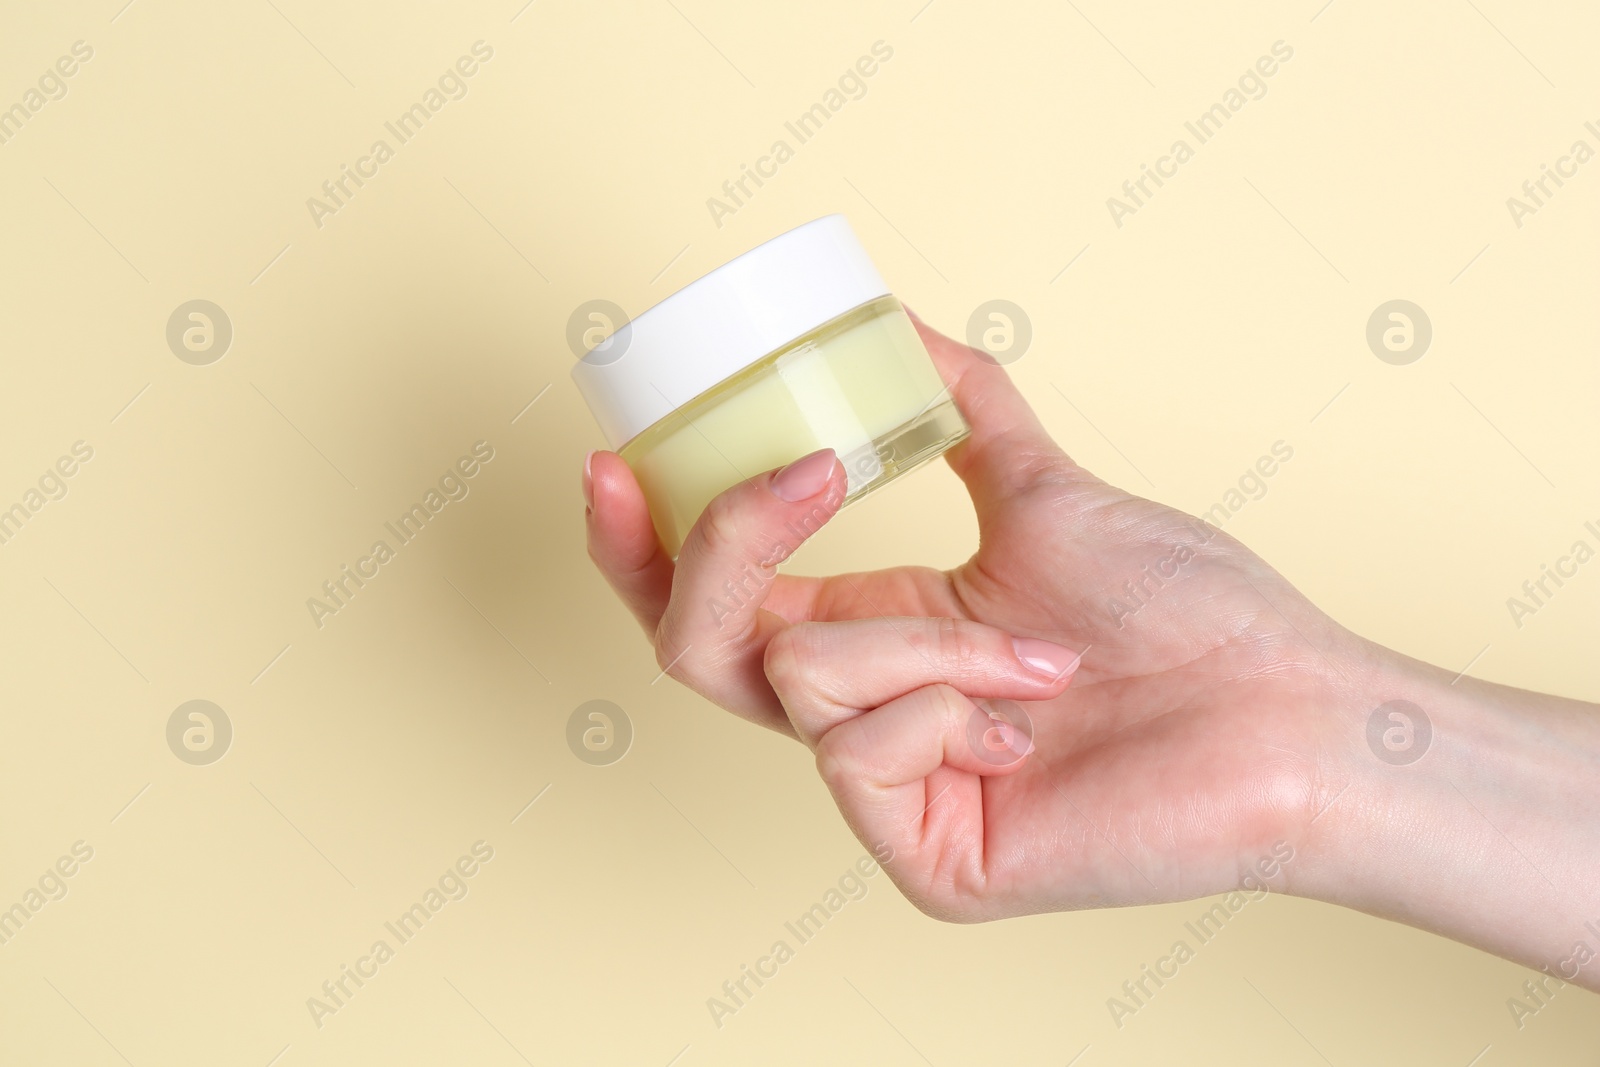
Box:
[1012,637,1081,681]
[770,449,836,502]
[582,450,596,509]
[990,718,1034,757]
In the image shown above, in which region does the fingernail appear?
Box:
[992,718,1034,757]
[1012,637,1081,681]
[770,449,836,502]
[582,450,596,509]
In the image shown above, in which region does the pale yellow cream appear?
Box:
[619,297,967,556]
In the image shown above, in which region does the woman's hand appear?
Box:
[584,313,1599,987]
[584,311,1367,919]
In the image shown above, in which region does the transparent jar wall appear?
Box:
[618,296,970,557]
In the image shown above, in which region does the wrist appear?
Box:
[1288,639,1600,987]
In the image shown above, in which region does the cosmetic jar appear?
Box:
[571,214,969,557]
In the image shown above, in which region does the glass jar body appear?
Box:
[618,296,969,557]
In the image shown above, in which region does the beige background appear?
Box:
[1,0,1597,1063]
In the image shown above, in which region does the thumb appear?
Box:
[905,307,1098,521]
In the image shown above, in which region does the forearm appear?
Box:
[1294,641,1600,990]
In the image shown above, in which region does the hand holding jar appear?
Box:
[578,221,1600,991]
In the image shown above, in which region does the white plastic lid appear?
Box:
[570,214,891,449]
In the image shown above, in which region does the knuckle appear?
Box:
[762,625,805,693]
[929,619,986,677]
[692,490,745,558]
[763,622,833,697]
[928,683,975,727]
[909,894,965,924]
[884,869,969,924]
[1014,446,1110,508]
[1013,443,1074,489]
[978,426,1073,492]
[813,732,860,791]
[652,631,690,681]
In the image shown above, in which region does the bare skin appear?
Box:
[584,310,1600,992]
